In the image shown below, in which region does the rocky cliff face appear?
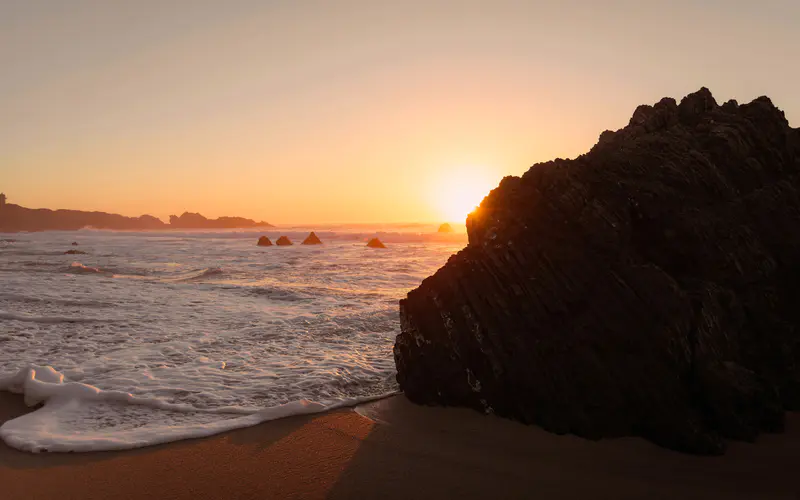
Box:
[394,88,800,454]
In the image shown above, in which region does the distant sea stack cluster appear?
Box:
[257,233,388,248]
[395,88,800,455]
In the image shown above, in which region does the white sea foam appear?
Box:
[0,227,464,452]
[0,365,395,452]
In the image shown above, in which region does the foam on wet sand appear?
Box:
[0,365,394,453]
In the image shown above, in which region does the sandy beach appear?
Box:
[0,392,797,500]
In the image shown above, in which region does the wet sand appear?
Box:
[1,391,798,500]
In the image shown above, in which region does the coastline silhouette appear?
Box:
[0,199,273,232]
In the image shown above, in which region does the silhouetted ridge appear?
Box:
[394,88,800,455]
[0,205,273,232]
[168,212,273,229]
[0,204,168,232]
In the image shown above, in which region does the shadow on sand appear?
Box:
[1,392,798,500]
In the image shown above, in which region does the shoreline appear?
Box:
[2,392,798,499]
[0,380,399,453]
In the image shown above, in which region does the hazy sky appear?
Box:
[1,0,798,224]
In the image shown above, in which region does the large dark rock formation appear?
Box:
[302,232,323,245]
[394,88,800,454]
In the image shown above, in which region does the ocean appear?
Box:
[0,226,465,452]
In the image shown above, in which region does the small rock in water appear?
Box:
[366,238,386,248]
[276,236,293,246]
[64,249,87,255]
[71,242,79,246]
[302,232,323,245]
[257,236,273,246]
[438,223,453,233]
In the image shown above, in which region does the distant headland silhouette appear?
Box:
[168,212,272,230]
[0,195,272,232]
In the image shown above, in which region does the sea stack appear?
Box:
[302,232,323,245]
[394,88,800,455]
[437,223,453,233]
[275,236,293,246]
[366,238,386,248]
[257,236,273,246]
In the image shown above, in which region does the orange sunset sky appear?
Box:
[2,1,799,224]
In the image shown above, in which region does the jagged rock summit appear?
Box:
[275,236,293,246]
[257,236,273,247]
[302,232,323,245]
[394,88,800,455]
[367,238,386,248]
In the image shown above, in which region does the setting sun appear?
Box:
[432,166,500,223]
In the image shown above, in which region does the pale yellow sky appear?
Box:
[1,0,798,224]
